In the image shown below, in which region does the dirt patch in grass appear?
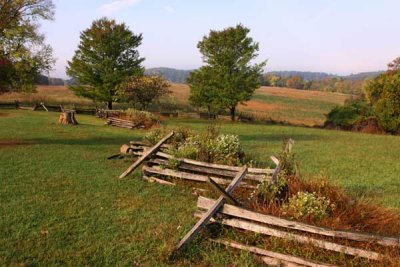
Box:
[0,113,9,118]
[0,139,34,149]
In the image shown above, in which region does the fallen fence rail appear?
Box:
[106,117,139,129]
[114,142,277,189]
[193,195,400,262]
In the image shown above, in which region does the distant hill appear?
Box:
[266,70,384,81]
[37,69,384,87]
[36,74,65,86]
[145,67,193,83]
[342,71,384,81]
[266,71,335,81]
[144,68,384,83]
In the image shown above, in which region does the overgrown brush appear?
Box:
[124,108,159,128]
[250,150,400,236]
[143,124,245,166]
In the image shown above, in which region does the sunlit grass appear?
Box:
[0,110,398,266]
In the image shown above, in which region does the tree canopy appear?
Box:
[66,18,144,109]
[117,75,170,110]
[364,57,400,133]
[188,24,265,120]
[0,0,55,93]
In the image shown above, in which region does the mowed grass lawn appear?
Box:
[1,110,399,266]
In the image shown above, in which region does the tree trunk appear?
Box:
[230,106,236,121]
[107,101,113,110]
[59,111,78,125]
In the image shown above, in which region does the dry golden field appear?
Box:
[0,84,350,126]
[166,84,350,126]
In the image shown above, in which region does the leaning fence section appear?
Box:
[112,133,399,266]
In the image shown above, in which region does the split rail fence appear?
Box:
[114,132,399,266]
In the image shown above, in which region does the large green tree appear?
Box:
[188,66,221,115]
[66,18,144,109]
[189,24,266,121]
[0,0,54,93]
[364,57,400,133]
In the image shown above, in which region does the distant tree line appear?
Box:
[141,68,383,95]
[145,68,191,84]
[36,74,65,86]
[261,74,369,95]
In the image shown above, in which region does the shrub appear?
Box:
[364,71,400,133]
[143,126,195,145]
[143,128,165,145]
[324,99,373,129]
[145,124,245,166]
[282,191,335,221]
[125,108,159,128]
[255,140,296,202]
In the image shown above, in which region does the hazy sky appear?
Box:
[41,0,400,78]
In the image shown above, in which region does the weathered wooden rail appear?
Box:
[118,142,276,189]
[106,117,139,129]
[114,136,399,265]
[0,101,19,109]
[194,196,400,264]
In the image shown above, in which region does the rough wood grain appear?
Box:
[198,197,399,247]
[196,213,381,260]
[142,175,175,185]
[119,132,174,179]
[174,166,248,252]
[152,151,273,175]
[212,239,336,267]
[206,177,240,205]
[142,165,256,189]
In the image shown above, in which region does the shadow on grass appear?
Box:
[236,133,324,143]
[28,136,141,146]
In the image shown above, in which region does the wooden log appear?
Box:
[212,239,336,267]
[142,175,175,185]
[175,166,248,252]
[107,119,136,125]
[197,197,400,247]
[142,165,256,189]
[153,151,273,175]
[133,149,274,176]
[119,131,174,179]
[195,213,381,260]
[40,102,49,112]
[59,111,78,125]
[147,158,270,182]
[19,106,35,111]
[206,177,240,206]
[262,256,301,267]
[270,156,281,184]
[120,144,132,154]
[151,158,267,182]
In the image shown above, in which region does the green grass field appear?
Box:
[1,110,399,266]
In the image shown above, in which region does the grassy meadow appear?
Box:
[0,84,350,126]
[0,109,399,266]
[166,84,350,126]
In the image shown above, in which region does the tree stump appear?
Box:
[59,111,78,125]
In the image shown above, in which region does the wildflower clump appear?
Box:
[143,125,244,166]
[125,108,159,128]
[282,191,336,221]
